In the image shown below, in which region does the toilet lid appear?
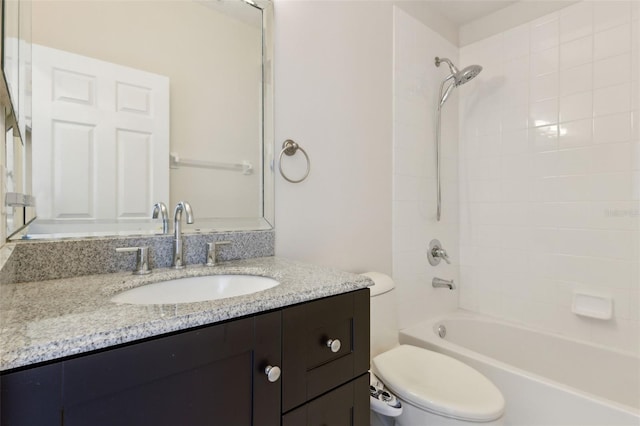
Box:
[372,345,505,422]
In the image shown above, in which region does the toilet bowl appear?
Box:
[363,272,505,426]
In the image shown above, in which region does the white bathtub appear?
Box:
[399,311,640,426]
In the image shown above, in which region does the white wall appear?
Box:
[392,7,460,329]
[458,1,640,353]
[274,1,393,274]
[273,1,461,330]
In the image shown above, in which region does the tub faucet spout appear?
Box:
[433,277,455,290]
[173,201,194,269]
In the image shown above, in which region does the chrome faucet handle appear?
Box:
[151,202,169,234]
[435,247,451,264]
[206,241,231,266]
[427,239,451,266]
[116,246,151,275]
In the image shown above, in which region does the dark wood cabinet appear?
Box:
[1,289,369,426]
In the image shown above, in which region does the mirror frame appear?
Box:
[2,0,35,242]
[7,0,274,241]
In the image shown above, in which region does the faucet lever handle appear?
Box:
[435,247,451,264]
[116,246,151,275]
[427,239,451,266]
[206,241,231,266]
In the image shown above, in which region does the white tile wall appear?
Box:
[392,6,459,330]
[459,0,640,353]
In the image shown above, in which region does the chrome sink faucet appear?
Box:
[152,202,169,234]
[172,201,194,269]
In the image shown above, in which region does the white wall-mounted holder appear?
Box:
[571,292,613,320]
[169,152,253,175]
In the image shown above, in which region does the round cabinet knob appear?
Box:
[265,365,281,383]
[326,339,341,353]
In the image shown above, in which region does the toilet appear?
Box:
[363,272,505,426]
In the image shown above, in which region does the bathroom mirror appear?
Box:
[11,0,274,240]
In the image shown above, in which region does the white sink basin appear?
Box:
[110,275,280,305]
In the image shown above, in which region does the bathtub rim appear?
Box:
[399,309,640,418]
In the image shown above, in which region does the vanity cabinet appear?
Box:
[282,288,370,425]
[1,289,369,426]
[1,312,281,426]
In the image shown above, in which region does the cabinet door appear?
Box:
[0,363,63,426]
[282,373,369,426]
[62,317,257,426]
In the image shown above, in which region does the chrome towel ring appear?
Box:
[279,139,310,183]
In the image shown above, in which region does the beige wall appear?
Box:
[32,1,262,219]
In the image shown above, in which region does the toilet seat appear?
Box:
[372,345,505,422]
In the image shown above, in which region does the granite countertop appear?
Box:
[0,257,372,372]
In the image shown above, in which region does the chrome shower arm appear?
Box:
[439,74,456,107]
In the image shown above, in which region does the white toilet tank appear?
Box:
[362,272,399,359]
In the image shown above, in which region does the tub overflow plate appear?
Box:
[438,325,446,338]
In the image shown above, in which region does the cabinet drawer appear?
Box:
[305,307,352,369]
[282,373,370,426]
[282,289,369,412]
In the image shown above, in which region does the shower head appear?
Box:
[435,57,482,86]
[455,64,482,85]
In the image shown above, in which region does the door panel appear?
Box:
[116,129,153,218]
[52,121,95,218]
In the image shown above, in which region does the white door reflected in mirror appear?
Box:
[32,45,170,222]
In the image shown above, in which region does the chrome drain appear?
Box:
[437,325,446,338]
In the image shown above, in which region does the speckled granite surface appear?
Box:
[0,256,372,372]
[0,230,274,284]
